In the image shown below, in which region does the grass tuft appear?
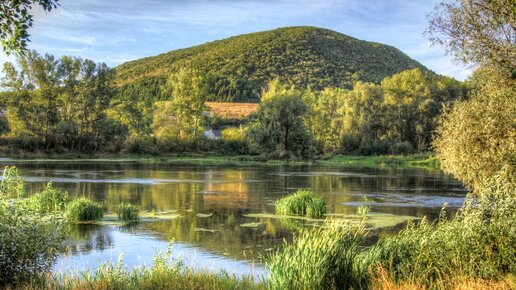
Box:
[116,203,140,221]
[275,189,326,218]
[65,198,104,222]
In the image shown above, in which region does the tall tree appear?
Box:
[248,80,313,158]
[153,68,207,144]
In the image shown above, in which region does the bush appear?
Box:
[389,141,415,155]
[358,139,390,155]
[275,189,326,218]
[65,198,104,222]
[29,182,68,214]
[0,169,64,286]
[116,203,140,221]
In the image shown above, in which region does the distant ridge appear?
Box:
[114,26,429,102]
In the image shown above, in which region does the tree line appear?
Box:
[0,51,466,156]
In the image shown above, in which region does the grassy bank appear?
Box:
[0,153,439,170]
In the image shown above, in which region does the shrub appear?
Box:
[116,203,140,221]
[389,141,415,155]
[29,182,68,214]
[0,177,64,286]
[275,189,326,218]
[65,198,104,222]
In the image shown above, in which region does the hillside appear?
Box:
[114,26,429,102]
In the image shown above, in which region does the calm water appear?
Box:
[0,160,467,277]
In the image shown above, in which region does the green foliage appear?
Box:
[0,0,59,55]
[248,81,314,158]
[365,176,515,286]
[275,189,326,218]
[0,166,25,198]
[65,198,104,222]
[114,26,427,104]
[116,203,140,221]
[427,0,516,77]
[433,68,515,188]
[268,171,515,289]
[0,167,63,287]
[29,182,68,214]
[267,218,367,289]
[1,50,117,151]
[23,245,263,290]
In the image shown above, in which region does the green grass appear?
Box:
[17,245,265,290]
[116,203,140,221]
[267,170,515,289]
[29,182,68,214]
[65,198,104,222]
[0,153,438,169]
[275,189,326,218]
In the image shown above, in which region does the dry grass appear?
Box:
[205,102,258,119]
[371,266,516,290]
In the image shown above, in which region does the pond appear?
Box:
[0,160,467,278]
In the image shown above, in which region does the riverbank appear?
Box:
[0,153,440,170]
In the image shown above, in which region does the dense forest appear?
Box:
[114,26,428,104]
[0,27,467,156]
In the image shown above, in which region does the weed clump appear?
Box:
[65,198,103,222]
[29,182,68,214]
[116,203,140,221]
[275,189,326,218]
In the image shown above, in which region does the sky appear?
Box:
[1,0,471,80]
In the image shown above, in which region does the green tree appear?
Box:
[429,1,516,190]
[0,0,59,54]
[433,68,515,188]
[153,68,207,144]
[248,80,313,158]
[427,0,516,77]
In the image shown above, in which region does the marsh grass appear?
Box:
[19,245,265,290]
[275,189,326,218]
[29,182,68,214]
[116,203,140,221]
[267,171,516,289]
[65,198,104,222]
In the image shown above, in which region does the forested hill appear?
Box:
[114,26,429,102]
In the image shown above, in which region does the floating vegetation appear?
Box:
[240,222,264,228]
[244,212,419,230]
[275,189,326,218]
[117,203,140,221]
[196,213,213,218]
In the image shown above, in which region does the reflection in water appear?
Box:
[1,161,466,275]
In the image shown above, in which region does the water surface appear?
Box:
[0,161,466,276]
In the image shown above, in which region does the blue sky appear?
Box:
[1,0,471,80]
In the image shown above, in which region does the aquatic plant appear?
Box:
[116,202,140,221]
[275,189,326,218]
[65,198,104,222]
[0,166,25,198]
[24,244,264,290]
[268,171,516,289]
[29,182,68,214]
